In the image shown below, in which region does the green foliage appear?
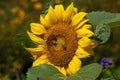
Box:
[93,24,111,44]
[66,63,101,80]
[86,11,120,44]
[62,0,91,10]
[115,67,120,79]
[26,63,101,80]
[26,64,65,80]
[14,33,37,48]
[100,78,115,80]
[42,0,61,14]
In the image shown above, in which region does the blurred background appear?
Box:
[0,0,120,80]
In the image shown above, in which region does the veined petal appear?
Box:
[82,24,92,29]
[76,28,94,38]
[78,37,91,47]
[27,31,45,44]
[31,23,46,35]
[72,12,87,26]
[66,56,81,75]
[25,47,45,59]
[75,46,90,58]
[76,19,89,29]
[47,6,57,24]
[63,3,74,22]
[33,54,48,67]
[54,4,64,21]
[40,15,51,28]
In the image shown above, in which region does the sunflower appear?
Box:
[26,3,97,76]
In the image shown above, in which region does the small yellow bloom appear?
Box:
[34,2,42,10]
[0,9,5,15]
[10,6,19,13]
[26,3,96,76]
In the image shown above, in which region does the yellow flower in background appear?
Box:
[34,2,43,10]
[11,6,19,13]
[26,3,97,76]
[0,9,5,15]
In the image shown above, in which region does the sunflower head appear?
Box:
[26,3,97,76]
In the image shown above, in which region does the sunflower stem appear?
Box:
[63,76,67,80]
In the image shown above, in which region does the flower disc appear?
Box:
[45,23,78,67]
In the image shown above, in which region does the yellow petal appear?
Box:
[73,7,78,14]
[33,54,48,67]
[55,66,66,76]
[25,47,44,58]
[54,4,64,21]
[90,40,98,48]
[47,6,57,24]
[82,24,92,29]
[83,46,94,55]
[76,19,89,29]
[78,37,91,47]
[40,15,51,28]
[60,67,66,76]
[27,31,45,44]
[72,12,87,26]
[63,3,74,22]
[46,62,67,75]
[76,28,94,38]
[75,46,90,58]
[30,23,46,35]
[66,56,81,75]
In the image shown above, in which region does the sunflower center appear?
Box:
[50,36,66,50]
[45,23,78,67]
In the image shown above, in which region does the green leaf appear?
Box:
[66,63,102,80]
[94,24,111,44]
[100,78,116,80]
[106,13,120,27]
[86,11,120,44]
[14,33,37,48]
[26,64,65,80]
[108,21,120,28]
[86,11,115,27]
[86,11,120,28]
